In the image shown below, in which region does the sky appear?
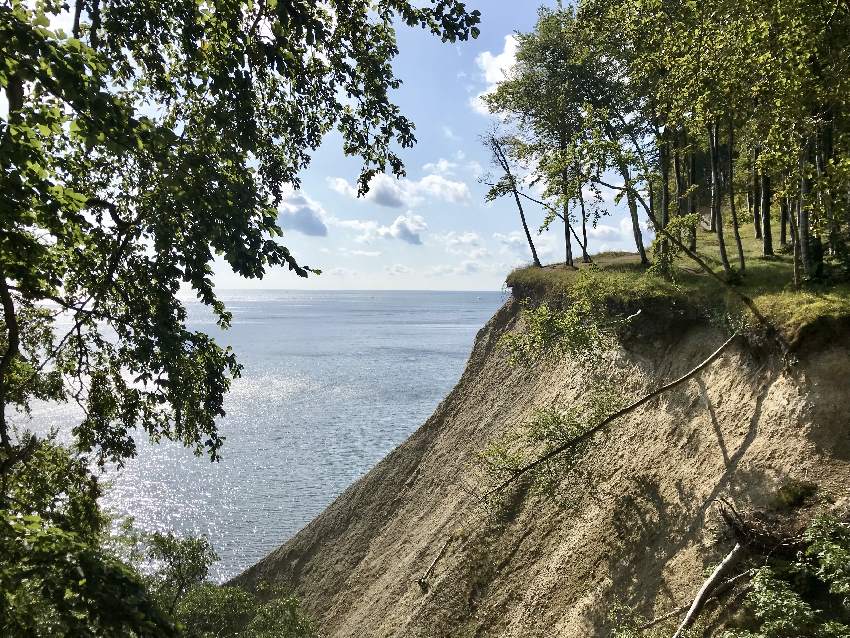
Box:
[213,2,645,291]
[25,3,644,291]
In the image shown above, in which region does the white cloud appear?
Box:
[442,125,461,141]
[385,264,412,276]
[494,229,561,263]
[423,153,484,179]
[327,177,358,199]
[434,231,488,259]
[587,224,623,240]
[494,230,528,252]
[328,173,471,209]
[347,249,382,257]
[333,213,428,245]
[278,193,329,237]
[385,214,428,245]
[427,260,481,277]
[471,35,518,116]
[422,158,458,176]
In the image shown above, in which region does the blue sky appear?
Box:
[214,2,644,291]
[24,3,642,291]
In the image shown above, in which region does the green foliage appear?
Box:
[500,267,640,366]
[175,584,316,638]
[500,298,607,366]
[0,510,177,637]
[805,515,850,603]
[725,568,850,638]
[724,516,850,638]
[144,533,219,614]
[647,214,701,281]
[480,386,626,497]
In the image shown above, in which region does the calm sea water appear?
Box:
[23,290,505,581]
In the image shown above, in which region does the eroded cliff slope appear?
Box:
[237,295,850,637]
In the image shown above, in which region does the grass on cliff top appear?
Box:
[506,227,850,338]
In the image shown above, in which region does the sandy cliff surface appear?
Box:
[236,295,850,637]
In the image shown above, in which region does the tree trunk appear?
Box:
[563,204,574,267]
[790,200,801,288]
[709,123,732,276]
[674,129,685,219]
[799,141,812,278]
[618,162,648,265]
[490,135,542,267]
[761,174,774,256]
[578,187,590,263]
[659,129,671,264]
[780,197,788,248]
[751,149,762,239]
[688,146,697,250]
[514,188,542,267]
[727,119,745,271]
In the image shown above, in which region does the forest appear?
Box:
[485,0,850,294]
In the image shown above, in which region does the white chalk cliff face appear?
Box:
[236,296,850,637]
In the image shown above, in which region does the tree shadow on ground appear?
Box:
[593,366,779,633]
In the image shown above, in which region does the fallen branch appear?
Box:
[417,537,453,593]
[638,569,754,630]
[485,333,740,497]
[672,543,747,638]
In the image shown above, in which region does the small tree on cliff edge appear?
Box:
[484,130,543,267]
[0,0,479,630]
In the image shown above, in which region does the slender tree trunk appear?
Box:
[491,136,541,267]
[688,146,697,250]
[659,129,672,263]
[790,200,801,288]
[780,197,789,248]
[761,174,774,256]
[674,129,685,219]
[578,186,590,263]
[563,204,573,267]
[752,148,762,239]
[1,81,24,451]
[618,162,648,264]
[799,141,812,278]
[514,189,541,267]
[816,117,839,255]
[709,123,732,276]
[727,119,745,271]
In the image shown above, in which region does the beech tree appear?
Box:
[1,0,480,631]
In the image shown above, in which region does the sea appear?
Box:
[23,290,506,581]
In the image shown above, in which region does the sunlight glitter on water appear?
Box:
[23,290,506,581]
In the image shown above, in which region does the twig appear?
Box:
[485,334,740,497]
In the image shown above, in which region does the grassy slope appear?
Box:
[507,223,850,340]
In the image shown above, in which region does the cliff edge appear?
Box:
[236,286,850,637]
